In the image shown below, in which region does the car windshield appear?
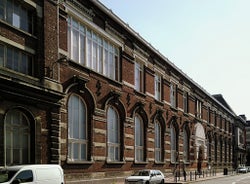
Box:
[133,171,150,176]
[0,170,17,183]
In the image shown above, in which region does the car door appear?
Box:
[150,170,157,184]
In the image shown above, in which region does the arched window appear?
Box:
[5,109,30,165]
[214,136,217,162]
[183,126,189,162]
[170,123,177,163]
[207,134,212,163]
[135,115,144,162]
[224,140,227,163]
[155,120,162,162]
[107,106,120,161]
[68,94,87,162]
[220,138,223,162]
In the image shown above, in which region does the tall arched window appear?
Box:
[5,109,30,165]
[135,115,144,162]
[207,134,212,163]
[155,120,162,162]
[68,94,87,162]
[220,138,223,162]
[224,140,227,163]
[183,126,189,162]
[107,106,120,161]
[214,136,217,163]
[170,123,177,163]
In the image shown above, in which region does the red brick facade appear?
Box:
[0,0,242,183]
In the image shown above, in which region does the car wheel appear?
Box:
[161,179,164,184]
[145,181,149,184]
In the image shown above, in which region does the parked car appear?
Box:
[0,164,64,184]
[237,166,248,173]
[125,169,165,184]
[246,166,250,172]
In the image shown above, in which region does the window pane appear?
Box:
[13,149,20,164]
[5,110,30,165]
[68,94,87,161]
[21,54,28,74]
[135,115,144,162]
[98,45,103,73]
[107,107,120,161]
[6,148,11,165]
[0,45,3,66]
[13,2,20,28]
[80,144,86,160]
[13,50,19,71]
[93,42,97,70]
[20,7,28,32]
[73,143,78,160]
[80,34,85,65]
[6,0,12,24]
[72,29,79,62]
[6,47,12,69]
[72,18,78,29]
[0,1,4,20]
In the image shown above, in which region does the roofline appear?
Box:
[91,0,237,118]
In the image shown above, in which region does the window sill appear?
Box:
[67,160,94,165]
[0,19,36,38]
[134,161,148,165]
[183,161,190,164]
[170,106,178,112]
[134,90,146,98]
[154,161,165,165]
[154,99,164,106]
[106,160,126,165]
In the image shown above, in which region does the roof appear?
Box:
[212,94,235,114]
[91,0,237,117]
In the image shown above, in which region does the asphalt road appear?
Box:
[193,173,250,184]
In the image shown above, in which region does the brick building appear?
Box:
[0,0,244,183]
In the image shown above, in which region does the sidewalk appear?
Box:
[165,172,230,184]
[66,171,235,184]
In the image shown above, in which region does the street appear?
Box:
[193,173,250,184]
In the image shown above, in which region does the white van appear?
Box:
[0,164,64,184]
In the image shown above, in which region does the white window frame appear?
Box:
[68,94,88,162]
[68,16,120,81]
[170,123,177,163]
[107,106,120,162]
[207,107,211,123]
[154,73,161,101]
[196,99,202,119]
[0,44,33,76]
[183,91,188,113]
[155,120,162,162]
[135,115,144,162]
[183,127,189,162]
[5,109,30,165]
[1,0,33,33]
[170,83,177,108]
[134,61,144,92]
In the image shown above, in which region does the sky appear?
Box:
[98,0,250,119]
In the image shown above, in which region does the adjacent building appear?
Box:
[0,0,247,183]
[245,120,250,166]
[233,115,247,168]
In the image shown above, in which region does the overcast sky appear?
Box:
[99,0,250,119]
